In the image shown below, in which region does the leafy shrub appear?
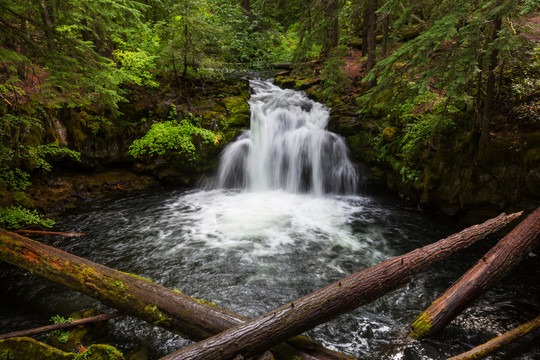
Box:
[0,168,31,191]
[0,206,54,230]
[129,114,218,161]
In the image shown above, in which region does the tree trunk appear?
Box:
[478,16,502,157]
[39,0,55,52]
[408,207,540,340]
[241,0,250,12]
[322,0,339,56]
[447,315,540,360]
[0,229,353,360]
[162,212,522,360]
[361,0,369,56]
[365,0,377,89]
[382,12,389,58]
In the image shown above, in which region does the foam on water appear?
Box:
[162,190,387,266]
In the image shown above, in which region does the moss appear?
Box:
[381,126,400,143]
[0,337,76,360]
[128,342,150,360]
[142,305,172,326]
[408,312,433,340]
[525,131,540,147]
[223,96,249,114]
[83,344,124,360]
[11,191,34,208]
[193,297,216,306]
[227,113,250,128]
[120,271,154,283]
[524,147,540,168]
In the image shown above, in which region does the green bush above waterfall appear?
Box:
[129,113,219,162]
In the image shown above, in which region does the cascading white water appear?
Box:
[217,80,357,195]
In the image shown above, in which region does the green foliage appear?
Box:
[129,113,218,161]
[375,92,457,183]
[113,49,160,88]
[362,0,539,112]
[319,46,353,101]
[0,168,31,191]
[46,315,75,344]
[0,206,55,230]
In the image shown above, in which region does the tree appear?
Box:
[361,0,539,156]
[0,0,148,111]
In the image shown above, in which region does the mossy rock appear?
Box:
[83,344,124,360]
[227,113,250,128]
[222,96,250,115]
[525,131,540,147]
[524,147,540,168]
[526,167,540,196]
[274,76,297,89]
[0,337,75,360]
[381,126,400,143]
[331,116,364,136]
[128,342,150,360]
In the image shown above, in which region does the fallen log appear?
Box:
[14,229,86,236]
[0,229,352,360]
[161,212,522,360]
[408,207,540,340]
[0,312,121,340]
[447,315,540,360]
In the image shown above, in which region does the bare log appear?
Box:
[0,229,352,360]
[0,312,121,340]
[408,207,540,340]
[162,212,522,360]
[447,315,540,360]
[14,229,86,236]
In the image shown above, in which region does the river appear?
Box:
[0,80,538,359]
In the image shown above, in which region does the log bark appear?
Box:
[162,212,522,360]
[408,207,540,340]
[0,312,121,340]
[0,229,352,360]
[447,315,540,360]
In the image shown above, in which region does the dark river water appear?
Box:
[1,188,538,359]
[1,80,539,359]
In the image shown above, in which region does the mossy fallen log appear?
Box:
[447,315,540,360]
[161,212,522,360]
[408,207,540,340]
[0,229,352,360]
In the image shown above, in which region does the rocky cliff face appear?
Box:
[42,79,251,182]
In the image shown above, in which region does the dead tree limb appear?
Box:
[0,229,352,360]
[447,315,540,360]
[408,207,540,340]
[13,229,86,236]
[0,312,121,340]
[162,212,522,360]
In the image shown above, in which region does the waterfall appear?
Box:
[217,80,357,195]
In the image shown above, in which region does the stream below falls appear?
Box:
[1,80,539,359]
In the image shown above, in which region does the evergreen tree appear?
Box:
[362,0,540,155]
